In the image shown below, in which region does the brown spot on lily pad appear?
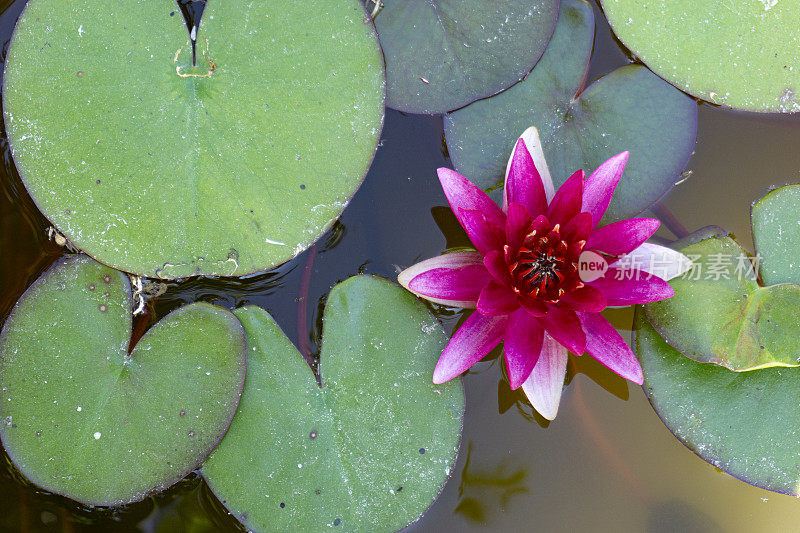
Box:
[98,304,108,313]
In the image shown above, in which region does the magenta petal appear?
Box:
[561,286,607,312]
[503,139,548,216]
[438,167,506,230]
[398,251,491,308]
[477,280,519,316]
[521,333,569,420]
[519,295,547,317]
[582,152,629,227]
[432,312,508,384]
[484,250,513,286]
[506,203,532,249]
[577,312,643,384]
[540,306,586,355]
[561,212,593,243]
[504,309,544,389]
[589,268,674,305]
[458,208,505,254]
[546,170,585,225]
[586,218,660,256]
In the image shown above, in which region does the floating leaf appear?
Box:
[635,308,800,495]
[601,0,800,112]
[645,235,800,371]
[752,184,800,285]
[202,276,464,532]
[0,255,246,505]
[4,0,384,278]
[375,0,558,114]
[444,0,697,222]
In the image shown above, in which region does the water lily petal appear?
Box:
[577,311,643,384]
[540,306,586,355]
[612,242,693,281]
[477,280,519,316]
[506,202,532,249]
[484,249,513,286]
[582,151,629,227]
[432,312,508,384]
[505,127,555,203]
[398,251,490,308]
[586,218,661,256]
[459,208,506,254]
[589,268,674,305]
[560,285,607,312]
[504,309,544,389]
[519,295,547,317]
[438,167,506,232]
[521,333,568,420]
[562,212,593,243]
[503,138,548,216]
[546,170,585,225]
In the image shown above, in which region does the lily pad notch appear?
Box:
[3,0,386,278]
[202,275,465,532]
[0,255,247,506]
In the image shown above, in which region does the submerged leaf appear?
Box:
[375,0,558,114]
[444,0,697,222]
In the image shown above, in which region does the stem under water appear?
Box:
[297,244,320,385]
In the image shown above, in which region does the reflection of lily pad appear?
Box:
[635,309,800,495]
[375,0,558,114]
[4,0,384,278]
[0,255,246,506]
[444,0,697,222]
[601,0,800,112]
[202,276,464,532]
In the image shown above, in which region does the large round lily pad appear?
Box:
[635,308,800,495]
[0,255,246,506]
[4,0,384,278]
[202,276,464,532]
[375,0,558,114]
[444,0,697,222]
[600,0,800,112]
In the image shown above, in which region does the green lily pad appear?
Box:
[374,0,558,114]
[0,255,246,506]
[752,184,800,286]
[4,0,384,278]
[634,308,800,495]
[443,0,697,222]
[600,0,800,112]
[202,276,464,532]
[646,235,800,370]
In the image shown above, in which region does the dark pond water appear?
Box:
[3,0,800,531]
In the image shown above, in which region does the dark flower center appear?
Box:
[507,218,586,304]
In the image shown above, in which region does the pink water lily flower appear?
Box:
[399,127,691,420]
